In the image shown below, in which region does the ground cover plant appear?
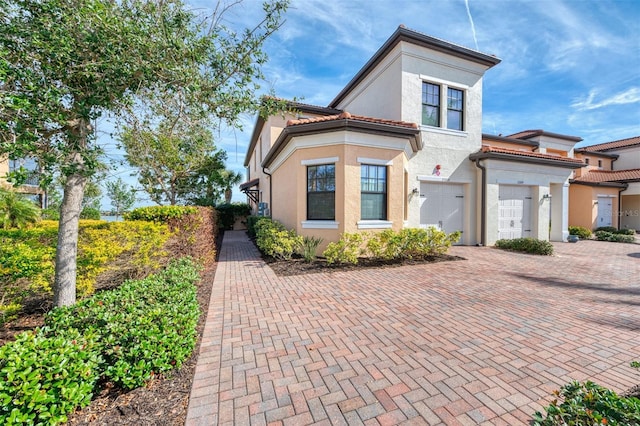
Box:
[594,226,636,243]
[568,225,592,239]
[494,237,554,255]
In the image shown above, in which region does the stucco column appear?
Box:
[550,182,569,242]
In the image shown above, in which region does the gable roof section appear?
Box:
[482,133,539,148]
[243,100,342,167]
[469,145,584,169]
[263,111,421,169]
[573,148,618,159]
[579,136,640,152]
[573,168,640,184]
[507,129,583,143]
[329,25,501,108]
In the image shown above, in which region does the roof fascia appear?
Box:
[468,151,584,169]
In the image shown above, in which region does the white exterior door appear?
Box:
[420,183,464,235]
[498,185,532,240]
[597,196,613,227]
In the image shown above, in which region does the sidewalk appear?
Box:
[186,231,640,425]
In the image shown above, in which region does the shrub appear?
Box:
[595,230,635,243]
[215,203,251,230]
[323,233,364,265]
[363,228,462,260]
[533,381,640,425]
[494,238,554,255]
[0,329,102,425]
[124,205,198,222]
[299,236,323,262]
[246,215,265,239]
[0,189,40,230]
[568,226,592,239]
[616,228,636,236]
[80,207,101,220]
[595,226,617,233]
[254,218,302,260]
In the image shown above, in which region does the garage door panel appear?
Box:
[420,183,464,236]
[498,185,532,240]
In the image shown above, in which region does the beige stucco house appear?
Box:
[242,26,585,247]
[570,136,640,231]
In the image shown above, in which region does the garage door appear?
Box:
[597,196,613,227]
[499,185,532,240]
[420,183,464,235]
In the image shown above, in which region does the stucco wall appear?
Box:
[621,194,640,230]
[609,146,640,170]
[568,184,620,230]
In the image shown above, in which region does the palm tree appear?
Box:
[219,170,243,204]
[0,188,41,229]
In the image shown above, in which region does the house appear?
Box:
[242,26,585,247]
[0,156,46,207]
[570,136,640,231]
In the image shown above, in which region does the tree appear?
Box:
[217,169,243,204]
[0,0,289,306]
[106,178,136,220]
[0,188,40,229]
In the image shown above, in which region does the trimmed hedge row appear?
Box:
[494,238,554,255]
[0,258,201,425]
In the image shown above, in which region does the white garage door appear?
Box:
[597,196,613,227]
[499,185,532,240]
[420,183,464,235]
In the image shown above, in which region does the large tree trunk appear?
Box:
[53,173,86,307]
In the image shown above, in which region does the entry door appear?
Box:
[420,183,464,235]
[499,185,532,240]
[597,197,613,227]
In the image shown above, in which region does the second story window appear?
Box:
[307,164,335,220]
[422,82,440,127]
[447,88,464,131]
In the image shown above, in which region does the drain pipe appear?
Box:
[618,183,629,229]
[474,159,487,246]
[262,167,272,217]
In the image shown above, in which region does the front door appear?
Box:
[498,185,532,240]
[597,196,613,228]
[420,183,464,236]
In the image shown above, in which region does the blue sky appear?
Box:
[102,0,640,207]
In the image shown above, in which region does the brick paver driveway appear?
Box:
[186,231,640,425]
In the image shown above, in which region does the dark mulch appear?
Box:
[263,253,466,276]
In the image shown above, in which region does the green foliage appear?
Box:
[494,238,554,255]
[614,228,635,236]
[246,215,267,239]
[363,228,462,260]
[595,226,618,233]
[0,259,201,424]
[215,203,251,230]
[0,329,102,425]
[323,233,364,265]
[124,205,198,222]
[80,207,101,220]
[0,189,40,230]
[594,231,635,243]
[105,178,136,219]
[299,236,323,262]
[533,381,640,426]
[254,218,302,260]
[568,226,592,239]
[41,207,60,220]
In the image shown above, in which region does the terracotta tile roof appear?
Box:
[573,168,640,183]
[580,136,640,152]
[286,111,419,129]
[477,145,585,164]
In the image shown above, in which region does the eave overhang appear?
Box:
[469,150,585,169]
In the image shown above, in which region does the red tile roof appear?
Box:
[286,111,419,129]
[573,168,640,183]
[580,136,640,152]
[477,145,585,164]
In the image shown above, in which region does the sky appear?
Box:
[101,0,640,208]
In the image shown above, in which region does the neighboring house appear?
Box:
[242,26,585,247]
[0,156,45,207]
[571,136,640,230]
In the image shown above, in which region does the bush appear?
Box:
[80,207,101,220]
[215,203,251,230]
[533,381,640,425]
[0,329,102,425]
[246,215,265,239]
[299,236,323,262]
[254,218,302,260]
[616,228,636,235]
[595,226,617,233]
[42,257,201,390]
[323,233,364,265]
[0,189,40,230]
[568,226,592,239]
[594,230,635,243]
[364,228,461,259]
[495,238,554,255]
[124,205,199,222]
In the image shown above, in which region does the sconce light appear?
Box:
[412,188,419,194]
[542,194,552,200]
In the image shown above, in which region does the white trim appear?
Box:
[301,157,339,166]
[596,194,616,198]
[419,125,468,138]
[357,157,393,166]
[416,175,472,183]
[357,220,393,229]
[419,74,471,90]
[301,220,339,229]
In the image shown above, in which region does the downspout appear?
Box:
[618,183,629,229]
[262,167,272,217]
[474,159,487,246]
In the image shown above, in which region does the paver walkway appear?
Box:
[186,231,640,425]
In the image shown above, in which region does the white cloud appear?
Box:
[571,87,640,111]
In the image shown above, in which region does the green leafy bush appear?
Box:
[0,189,40,230]
[80,207,101,220]
[0,330,102,425]
[615,228,636,236]
[595,231,635,243]
[323,233,364,265]
[299,236,323,262]
[568,226,592,239]
[43,257,201,390]
[254,218,302,260]
[124,205,198,222]
[495,238,554,255]
[595,226,617,233]
[533,381,640,425]
[215,203,251,230]
[363,228,461,259]
[246,215,265,238]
